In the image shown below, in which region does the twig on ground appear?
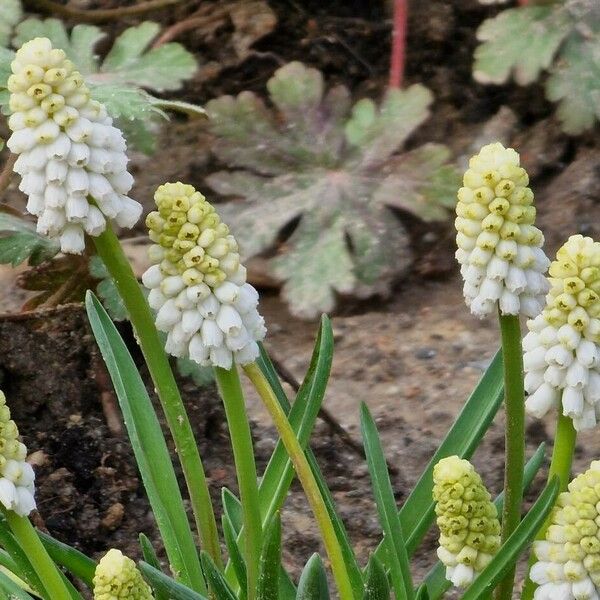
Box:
[0,155,17,198]
[24,0,186,23]
[93,354,124,437]
[152,8,227,48]
[389,0,408,88]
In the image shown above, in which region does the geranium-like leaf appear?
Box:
[0,0,22,47]
[206,62,456,318]
[473,7,571,85]
[89,256,128,321]
[345,85,433,167]
[372,144,460,222]
[0,211,59,267]
[99,22,196,91]
[546,34,600,134]
[272,211,356,320]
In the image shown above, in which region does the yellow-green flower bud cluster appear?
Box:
[0,391,35,516]
[7,37,141,254]
[433,456,501,588]
[455,142,549,318]
[531,461,600,599]
[524,236,600,431]
[142,183,266,370]
[93,549,154,600]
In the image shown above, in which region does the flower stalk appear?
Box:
[214,366,262,600]
[4,510,71,600]
[243,362,355,600]
[495,312,525,600]
[92,223,222,570]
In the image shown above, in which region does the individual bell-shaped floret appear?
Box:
[530,461,600,599]
[93,549,154,600]
[455,142,550,318]
[6,37,142,254]
[524,235,600,431]
[433,456,501,588]
[142,182,266,370]
[0,391,36,517]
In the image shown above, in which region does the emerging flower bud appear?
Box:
[7,38,142,254]
[0,391,36,517]
[456,142,549,318]
[524,235,600,431]
[142,182,266,369]
[530,461,600,598]
[93,549,154,600]
[433,456,501,588]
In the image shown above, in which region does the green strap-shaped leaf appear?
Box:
[362,555,390,600]
[360,404,413,600]
[460,477,560,600]
[139,534,168,600]
[139,562,207,600]
[373,350,504,568]
[257,514,282,600]
[0,570,34,600]
[422,443,546,598]
[256,340,364,597]
[222,514,247,600]
[296,554,330,600]
[85,292,204,593]
[200,553,237,600]
[0,518,43,595]
[37,529,96,587]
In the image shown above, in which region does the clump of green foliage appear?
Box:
[0,0,201,152]
[474,0,600,134]
[206,62,459,319]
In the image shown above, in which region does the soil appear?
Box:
[1,0,600,598]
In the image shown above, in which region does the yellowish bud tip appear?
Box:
[93,549,154,600]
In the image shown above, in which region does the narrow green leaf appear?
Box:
[461,478,559,600]
[222,514,247,600]
[37,529,96,587]
[415,584,429,600]
[362,555,390,600]
[138,532,166,600]
[374,350,505,567]
[0,570,34,600]
[423,443,547,598]
[139,562,208,600]
[85,292,204,593]
[296,554,330,600]
[0,518,43,595]
[222,487,243,533]
[361,403,413,600]
[257,514,282,600]
[256,339,364,596]
[201,553,237,600]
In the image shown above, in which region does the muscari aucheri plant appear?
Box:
[0,35,598,600]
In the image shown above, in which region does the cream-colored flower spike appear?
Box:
[530,461,600,599]
[7,37,142,254]
[456,142,550,318]
[93,549,154,600]
[524,235,600,431]
[142,182,266,370]
[433,456,501,588]
[0,391,35,517]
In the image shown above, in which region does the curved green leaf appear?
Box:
[362,555,390,600]
[139,562,207,600]
[296,555,329,600]
[257,514,282,600]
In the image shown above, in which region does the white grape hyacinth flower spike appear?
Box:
[6,37,142,254]
[530,461,600,599]
[0,391,36,517]
[142,182,266,370]
[524,235,600,431]
[455,142,550,318]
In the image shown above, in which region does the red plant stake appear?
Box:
[389,0,408,89]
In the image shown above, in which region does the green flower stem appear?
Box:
[521,412,577,600]
[92,224,222,569]
[495,313,525,600]
[214,367,262,600]
[243,362,355,600]
[4,511,70,600]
